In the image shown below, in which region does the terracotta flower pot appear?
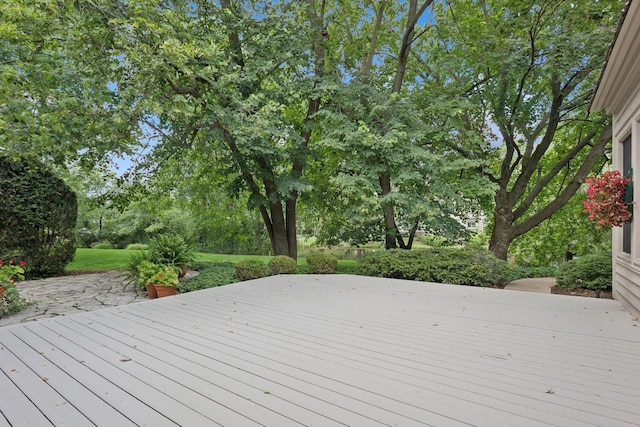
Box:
[145,284,158,299]
[0,285,5,300]
[154,285,177,298]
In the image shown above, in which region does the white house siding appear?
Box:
[591,0,640,317]
[611,82,640,317]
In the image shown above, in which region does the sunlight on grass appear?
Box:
[67,248,357,271]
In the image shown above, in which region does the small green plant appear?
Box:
[126,243,149,251]
[135,261,178,287]
[556,253,611,290]
[0,259,25,284]
[268,255,297,275]
[149,234,195,270]
[0,259,30,315]
[1,284,31,315]
[306,253,338,274]
[235,260,269,281]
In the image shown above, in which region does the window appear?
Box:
[623,135,632,254]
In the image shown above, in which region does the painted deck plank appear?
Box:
[0,333,93,426]
[0,367,53,426]
[90,308,476,427]
[135,297,640,424]
[121,285,637,426]
[1,275,639,426]
[17,324,179,427]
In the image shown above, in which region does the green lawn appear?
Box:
[66,248,357,272]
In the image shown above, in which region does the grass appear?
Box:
[67,248,357,272]
[66,248,142,271]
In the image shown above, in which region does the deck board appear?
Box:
[1,275,639,426]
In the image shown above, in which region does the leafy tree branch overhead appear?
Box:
[0,0,623,260]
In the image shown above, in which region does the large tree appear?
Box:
[41,0,331,258]
[421,0,622,259]
[310,0,491,249]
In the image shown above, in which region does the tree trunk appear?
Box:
[286,198,298,259]
[379,173,401,249]
[488,191,514,260]
[268,201,295,257]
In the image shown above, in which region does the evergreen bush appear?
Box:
[235,260,269,281]
[268,255,297,274]
[0,156,77,277]
[306,253,338,274]
[556,253,611,290]
[357,247,510,287]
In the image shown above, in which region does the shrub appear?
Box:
[126,243,149,251]
[306,253,338,274]
[149,234,195,268]
[178,262,238,293]
[556,253,612,290]
[0,156,77,277]
[235,260,269,281]
[91,241,114,249]
[268,255,297,275]
[357,247,510,287]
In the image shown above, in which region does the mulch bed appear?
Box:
[551,285,613,299]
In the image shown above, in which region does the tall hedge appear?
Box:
[0,156,77,276]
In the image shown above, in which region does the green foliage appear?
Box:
[149,234,195,268]
[91,242,114,249]
[305,253,338,274]
[235,260,269,281]
[510,191,611,266]
[0,156,77,277]
[425,1,622,259]
[357,248,510,287]
[268,255,297,275]
[177,262,238,293]
[556,253,612,290]
[1,284,31,315]
[126,244,149,251]
[509,265,558,281]
[135,261,178,287]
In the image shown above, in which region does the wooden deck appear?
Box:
[1,275,639,426]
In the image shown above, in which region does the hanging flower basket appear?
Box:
[583,171,633,228]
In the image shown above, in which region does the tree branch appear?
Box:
[511,123,611,238]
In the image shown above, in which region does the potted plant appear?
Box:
[583,171,633,227]
[136,260,162,298]
[151,266,179,298]
[0,259,25,301]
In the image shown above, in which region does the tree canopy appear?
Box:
[0,0,624,260]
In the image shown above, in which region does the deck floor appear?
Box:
[1,275,639,426]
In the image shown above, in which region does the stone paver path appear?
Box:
[503,277,556,293]
[0,271,145,327]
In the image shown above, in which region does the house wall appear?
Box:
[612,79,640,317]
